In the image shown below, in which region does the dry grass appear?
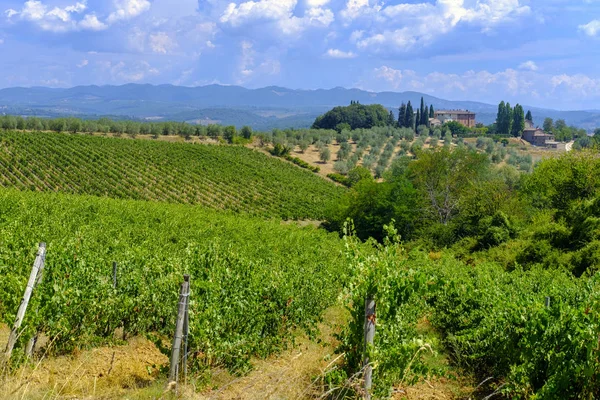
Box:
[200,306,348,400]
[0,330,168,400]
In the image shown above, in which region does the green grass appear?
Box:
[0,130,344,219]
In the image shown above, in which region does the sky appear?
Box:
[1,0,600,110]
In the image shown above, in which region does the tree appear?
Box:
[496,101,507,134]
[415,109,421,131]
[388,110,395,126]
[398,103,407,128]
[526,110,533,122]
[511,104,525,137]
[430,104,434,118]
[409,147,489,225]
[241,126,253,139]
[312,103,391,130]
[223,125,236,143]
[406,101,415,131]
[320,147,331,163]
[543,118,554,132]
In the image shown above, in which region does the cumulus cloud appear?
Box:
[579,20,600,37]
[220,0,333,36]
[350,0,530,53]
[306,0,330,6]
[107,0,151,23]
[325,48,357,58]
[519,60,538,71]
[369,65,600,106]
[76,59,89,67]
[3,0,116,32]
[79,14,107,30]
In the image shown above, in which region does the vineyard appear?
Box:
[0,189,351,374]
[0,131,344,219]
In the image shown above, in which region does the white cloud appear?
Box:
[306,0,330,6]
[325,48,357,58]
[519,60,538,71]
[351,0,530,53]
[103,60,159,82]
[221,0,296,26]
[79,14,107,30]
[149,32,177,54]
[220,0,333,36]
[374,66,416,89]
[4,0,107,32]
[0,39,4,45]
[21,1,47,20]
[107,0,151,24]
[5,9,19,18]
[579,20,600,37]
[370,65,600,106]
[77,59,89,68]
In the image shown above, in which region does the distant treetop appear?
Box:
[312,102,392,131]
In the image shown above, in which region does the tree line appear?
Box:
[0,115,254,143]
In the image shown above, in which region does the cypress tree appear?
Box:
[420,97,425,120]
[430,104,434,118]
[398,103,407,127]
[497,101,507,135]
[526,110,533,122]
[406,101,415,131]
[421,104,429,126]
[416,109,421,130]
[388,110,395,126]
[511,104,525,137]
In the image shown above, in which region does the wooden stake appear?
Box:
[26,243,47,358]
[168,275,190,386]
[364,296,376,400]
[5,243,46,359]
[545,296,551,308]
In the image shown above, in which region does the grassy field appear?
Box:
[0,130,344,219]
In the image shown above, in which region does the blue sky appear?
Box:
[1,0,600,109]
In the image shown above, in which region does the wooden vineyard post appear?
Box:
[545,296,551,308]
[168,274,190,387]
[5,243,46,360]
[364,295,376,400]
[182,276,191,383]
[25,243,48,358]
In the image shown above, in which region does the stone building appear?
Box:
[522,127,555,147]
[434,110,476,128]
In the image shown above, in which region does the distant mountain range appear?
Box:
[1,84,599,131]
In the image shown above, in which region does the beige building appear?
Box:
[434,110,476,128]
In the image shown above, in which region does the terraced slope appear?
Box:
[0,131,344,219]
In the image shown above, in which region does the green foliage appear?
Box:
[283,154,320,173]
[312,103,392,131]
[0,189,351,372]
[336,233,600,398]
[0,131,343,219]
[443,121,469,136]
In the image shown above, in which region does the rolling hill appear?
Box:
[1,84,599,130]
[0,131,344,219]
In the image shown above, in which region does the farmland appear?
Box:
[0,124,599,399]
[0,130,344,220]
[0,189,351,374]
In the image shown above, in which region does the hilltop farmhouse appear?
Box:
[433,110,477,128]
[521,120,567,150]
